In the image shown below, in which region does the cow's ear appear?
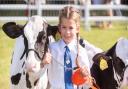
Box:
[93,53,110,69]
[106,42,117,56]
[93,53,107,64]
[92,53,102,65]
[2,22,23,39]
[79,38,85,48]
[47,24,58,38]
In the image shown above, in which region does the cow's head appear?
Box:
[91,37,128,89]
[2,16,58,74]
[23,16,50,74]
[106,37,128,88]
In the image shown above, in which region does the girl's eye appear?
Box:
[61,26,66,29]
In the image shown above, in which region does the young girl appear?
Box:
[42,6,91,89]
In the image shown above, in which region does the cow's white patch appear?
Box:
[83,40,103,66]
[116,37,128,66]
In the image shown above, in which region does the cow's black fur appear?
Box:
[2,22,23,39]
[91,42,125,89]
[11,73,22,85]
[26,73,31,88]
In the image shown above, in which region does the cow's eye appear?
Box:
[37,31,44,43]
[42,35,46,39]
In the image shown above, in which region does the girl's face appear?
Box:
[59,18,79,44]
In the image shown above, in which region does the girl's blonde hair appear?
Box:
[59,6,81,27]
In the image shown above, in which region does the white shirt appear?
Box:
[48,39,90,89]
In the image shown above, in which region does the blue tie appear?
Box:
[64,46,74,89]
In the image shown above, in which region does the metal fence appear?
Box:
[0,0,84,21]
[0,0,128,30]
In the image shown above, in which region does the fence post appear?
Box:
[37,0,42,16]
[84,3,90,31]
[26,0,31,20]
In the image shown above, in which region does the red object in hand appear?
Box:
[72,68,87,85]
[72,68,98,89]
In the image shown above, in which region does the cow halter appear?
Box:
[112,59,122,88]
[111,55,127,88]
[26,49,42,60]
[20,32,48,61]
[111,60,128,89]
[121,64,128,80]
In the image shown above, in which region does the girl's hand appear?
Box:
[79,66,89,77]
[41,49,52,67]
[80,66,93,86]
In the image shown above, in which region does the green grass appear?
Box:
[80,21,128,50]
[0,21,128,89]
[0,30,15,89]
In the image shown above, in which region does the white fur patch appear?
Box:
[116,37,128,66]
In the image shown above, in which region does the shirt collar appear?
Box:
[59,39,77,51]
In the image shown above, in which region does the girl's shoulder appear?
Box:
[49,39,62,50]
[49,40,59,47]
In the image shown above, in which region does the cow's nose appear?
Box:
[25,63,36,72]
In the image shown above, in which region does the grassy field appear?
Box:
[0,21,128,89]
[80,22,128,50]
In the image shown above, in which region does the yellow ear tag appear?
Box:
[99,57,108,71]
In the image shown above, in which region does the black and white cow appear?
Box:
[91,37,128,89]
[2,16,58,89]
